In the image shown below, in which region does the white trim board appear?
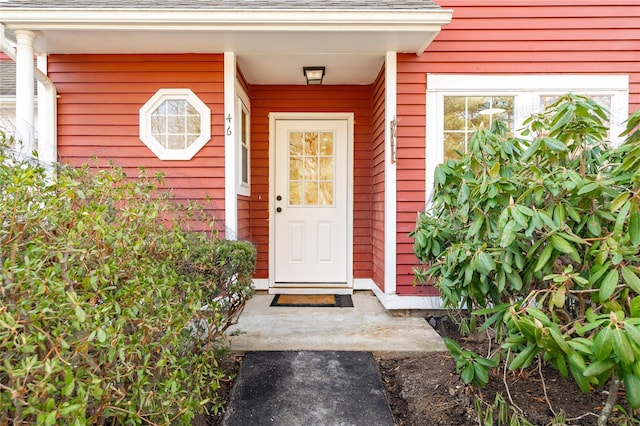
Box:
[371,284,444,311]
[224,52,238,240]
[384,51,398,297]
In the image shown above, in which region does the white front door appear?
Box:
[274,118,349,285]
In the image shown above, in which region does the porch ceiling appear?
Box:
[1,8,453,85]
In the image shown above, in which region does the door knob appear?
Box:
[276,207,282,213]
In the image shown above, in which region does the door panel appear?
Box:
[274,119,348,284]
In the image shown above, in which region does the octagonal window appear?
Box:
[139,89,211,160]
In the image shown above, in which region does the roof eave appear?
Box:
[1,8,453,35]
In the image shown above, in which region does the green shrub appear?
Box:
[412,95,640,421]
[0,132,255,425]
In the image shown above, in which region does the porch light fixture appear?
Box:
[303,66,325,85]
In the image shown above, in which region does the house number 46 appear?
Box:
[226,114,233,136]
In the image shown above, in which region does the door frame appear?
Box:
[268,112,354,294]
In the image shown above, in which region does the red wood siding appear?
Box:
[49,54,227,233]
[396,0,640,296]
[370,67,386,290]
[248,85,374,280]
[237,196,251,240]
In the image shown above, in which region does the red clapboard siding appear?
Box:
[237,196,251,241]
[49,54,227,234]
[248,84,374,280]
[396,1,640,296]
[370,66,386,291]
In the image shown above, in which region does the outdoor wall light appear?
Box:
[303,66,325,85]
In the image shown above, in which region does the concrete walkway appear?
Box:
[225,291,445,354]
[223,351,395,426]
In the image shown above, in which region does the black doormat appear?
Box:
[270,294,354,307]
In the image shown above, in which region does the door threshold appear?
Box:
[269,287,353,295]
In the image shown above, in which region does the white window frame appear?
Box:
[235,82,251,196]
[426,74,629,195]
[139,88,211,161]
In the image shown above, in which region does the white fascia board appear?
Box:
[1,9,453,32]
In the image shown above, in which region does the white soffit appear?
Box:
[1,8,453,85]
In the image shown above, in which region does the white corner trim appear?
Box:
[384,51,398,296]
[371,284,444,310]
[224,52,238,240]
[252,278,269,291]
[353,278,373,291]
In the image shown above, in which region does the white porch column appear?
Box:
[384,51,398,296]
[37,53,57,164]
[224,51,238,240]
[15,29,36,155]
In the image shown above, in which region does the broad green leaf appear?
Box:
[586,215,602,237]
[577,182,599,195]
[473,362,490,386]
[567,351,592,393]
[477,251,496,276]
[500,220,517,247]
[583,359,615,377]
[624,323,640,347]
[615,200,631,234]
[45,411,57,426]
[613,327,635,365]
[467,216,484,239]
[489,162,500,178]
[594,326,613,360]
[509,344,538,370]
[610,192,630,212]
[630,210,640,246]
[526,308,552,326]
[550,234,575,255]
[622,267,640,294]
[599,269,619,300]
[632,296,640,318]
[75,305,86,323]
[549,325,571,354]
[623,367,640,408]
[543,137,567,151]
[461,363,475,384]
[534,244,554,272]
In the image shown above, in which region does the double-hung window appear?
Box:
[426,74,629,191]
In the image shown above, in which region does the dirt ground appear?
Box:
[206,314,639,426]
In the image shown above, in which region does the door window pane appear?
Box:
[288,131,335,206]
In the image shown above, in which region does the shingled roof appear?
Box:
[2,0,442,9]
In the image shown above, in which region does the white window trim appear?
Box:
[235,81,251,197]
[139,88,211,161]
[426,74,630,196]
